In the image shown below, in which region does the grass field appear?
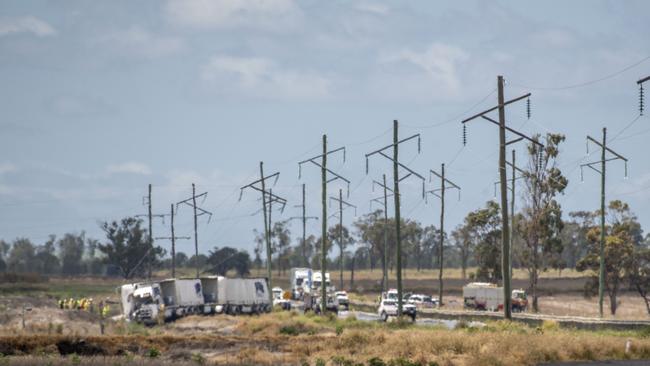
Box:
[2,311,650,365]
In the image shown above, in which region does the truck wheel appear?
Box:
[381,312,388,322]
[410,314,416,322]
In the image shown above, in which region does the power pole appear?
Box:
[135,184,169,280]
[330,188,357,290]
[366,120,425,316]
[289,184,318,267]
[298,138,348,314]
[461,75,538,320]
[370,174,394,293]
[427,164,460,307]
[581,128,628,317]
[155,204,190,278]
[240,164,287,305]
[176,184,212,278]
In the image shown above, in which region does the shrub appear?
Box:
[336,324,344,336]
[367,357,386,366]
[146,347,161,358]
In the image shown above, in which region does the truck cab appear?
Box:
[511,289,528,312]
[120,282,163,325]
[290,267,312,300]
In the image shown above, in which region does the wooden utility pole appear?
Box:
[330,188,356,290]
[370,175,393,293]
[461,75,536,320]
[321,134,328,314]
[136,185,169,279]
[297,138,348,315]
[581,128,628,317]
[366,120,424,316]
[289,184,318,266]
[260,163,273,305]
[155,204,190,278]
[382,174,389,293]
[510,150,516,280]
[240,167,286,307]
[428,164,460,307]
[147,184,153,279]
[176,185,212,279]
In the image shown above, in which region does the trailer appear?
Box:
[462,282,504,311]
[200,276,221,314]
[159,278,204,319]
[289,267,312,300]
[217,277,271,315]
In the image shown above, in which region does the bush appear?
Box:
[367,357,386,366]
[146,347,161,358]
[336,324,344,336]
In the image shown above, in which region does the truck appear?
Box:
[303,292,339,314]
[311,271,332,293]
[379,289,417,321]
[118,282,164,325]
[462,283,528,312]
[159,278,204,320]
[217,277,271,315]
[289,267,312,300]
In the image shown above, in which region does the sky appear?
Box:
[0,0,649,258]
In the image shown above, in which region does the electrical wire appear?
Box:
[508,55,650,91]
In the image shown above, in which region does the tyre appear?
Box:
[410,313,416,322]
[381,312,388,322]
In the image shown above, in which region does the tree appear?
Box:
[576,201,641,315]
[328,224,355,289]
[35,235,60,274]
[58,232,86,275]
[205,246,251,276]
[465,201,501,281]
[175,252,188,268]
[7,238,36,273]
[628,246,650,315]
[516,133,568,312]
[98,217,163,279]
[354,210,387,274]
[451,224,473,280]
[271,221,291,275]
[559,211,596,270]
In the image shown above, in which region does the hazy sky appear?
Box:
[1,0,649,258]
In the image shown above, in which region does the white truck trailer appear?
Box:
[462,282,504,311]
[200,276,220,314]
[289,267,312,300]
[217,277,271,315]
[159,278,204,319]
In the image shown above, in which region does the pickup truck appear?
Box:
[334,291,349,310]
[378,299,417,322]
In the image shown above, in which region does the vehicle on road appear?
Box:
[335,291,349,310]
[272,286,291,310]
[511,289,528,312]
[377,299,416,322]
[289,267,312,300]
[463,283,528,312]
[408,294,437,309]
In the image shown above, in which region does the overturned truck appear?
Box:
[118,276,271,324]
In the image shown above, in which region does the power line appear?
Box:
[509,55,650,91]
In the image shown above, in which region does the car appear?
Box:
[334,291,349,310]
[378,298,416,322]
[408,294,436,308]
[272,287,291,311]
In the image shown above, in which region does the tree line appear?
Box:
[1,133,649,315]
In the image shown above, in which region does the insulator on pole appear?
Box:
[640,84,645,116]
[624,161,628,179]
[526,97,531,120]
[462,124,467,146]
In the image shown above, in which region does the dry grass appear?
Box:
[2,312,650,365]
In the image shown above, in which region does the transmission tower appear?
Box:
[366,120,425,316]
[427,164,460,308]
[155,204,190,278]
[329,188,357,290]
[298,136,348,314]
[135,184,170,279]
[240,163,286,305]
[581,128,629,318]
[176,183,212,278]
[370,174,393,293]
[461,75,541,320]
[288,184,319,267]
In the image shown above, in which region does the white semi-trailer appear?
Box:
[200,276,220,314]
[159,278,204,319]
[289,267,312,300]
[462,282,504,311]
[217,277,271,315]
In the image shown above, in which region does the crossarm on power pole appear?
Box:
[461,93,531,124]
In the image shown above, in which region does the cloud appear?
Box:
[106,162,152,176]
[0,163,16,175]
[0,16,56,37]
[382,43,468,94]
[97,26,183,57]
[164,0,299,31]
[201,55,331,99]
[355,2,390,16]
